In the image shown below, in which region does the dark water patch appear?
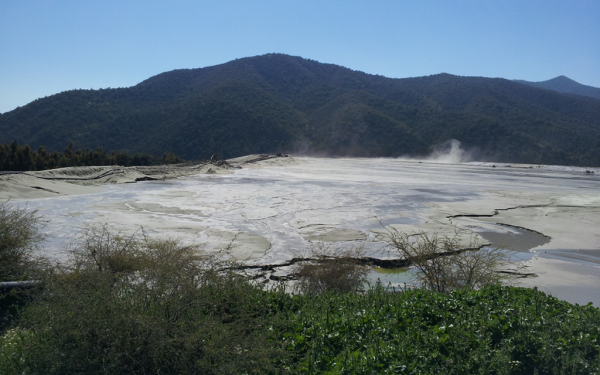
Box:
[539,249,600,267]
[477,224,551,252]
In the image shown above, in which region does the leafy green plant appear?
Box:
[277,285,600,374]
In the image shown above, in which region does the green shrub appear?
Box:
[4,227,286,374]
[293,245,369,295]
[277,285,600,374]
[0,202,47,332]
[0,202,45,282]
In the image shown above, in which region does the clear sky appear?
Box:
[1,0,599,113]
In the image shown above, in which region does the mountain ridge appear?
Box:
[513,75,600,100]
[1,54,599,166]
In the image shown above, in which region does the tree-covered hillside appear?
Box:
[1,54,599,166]
[514,75,600,100]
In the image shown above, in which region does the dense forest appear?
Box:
[1,54,599,166]
[0,140,183,171]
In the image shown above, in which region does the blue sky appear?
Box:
[1,0,599,113]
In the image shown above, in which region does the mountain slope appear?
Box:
[514,76,600,100]
[1,54,600,166]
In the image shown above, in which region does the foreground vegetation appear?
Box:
[1,204,599,374]
[3,278,599,373]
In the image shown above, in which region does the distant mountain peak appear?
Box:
[514,76,600,100]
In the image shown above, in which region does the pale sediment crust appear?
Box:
[0,155,297,263]
[2,156,600,305]
[0,154,300,200]
[0,165,231,200]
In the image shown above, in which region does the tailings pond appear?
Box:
[11,157,600,305]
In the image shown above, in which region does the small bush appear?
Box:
[0,201,45,281]
[293,244,369,295]
[0,202,48,332]
[382,227,523,293]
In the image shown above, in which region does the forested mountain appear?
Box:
[514,75,600,100]
[1,54,600,166]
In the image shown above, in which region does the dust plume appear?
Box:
[427,139,473,163]
[398,139,477,163]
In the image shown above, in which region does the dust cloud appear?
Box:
[398,139,475,163]
[427,139,473,163]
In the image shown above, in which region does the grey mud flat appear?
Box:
[4,156,600,306]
